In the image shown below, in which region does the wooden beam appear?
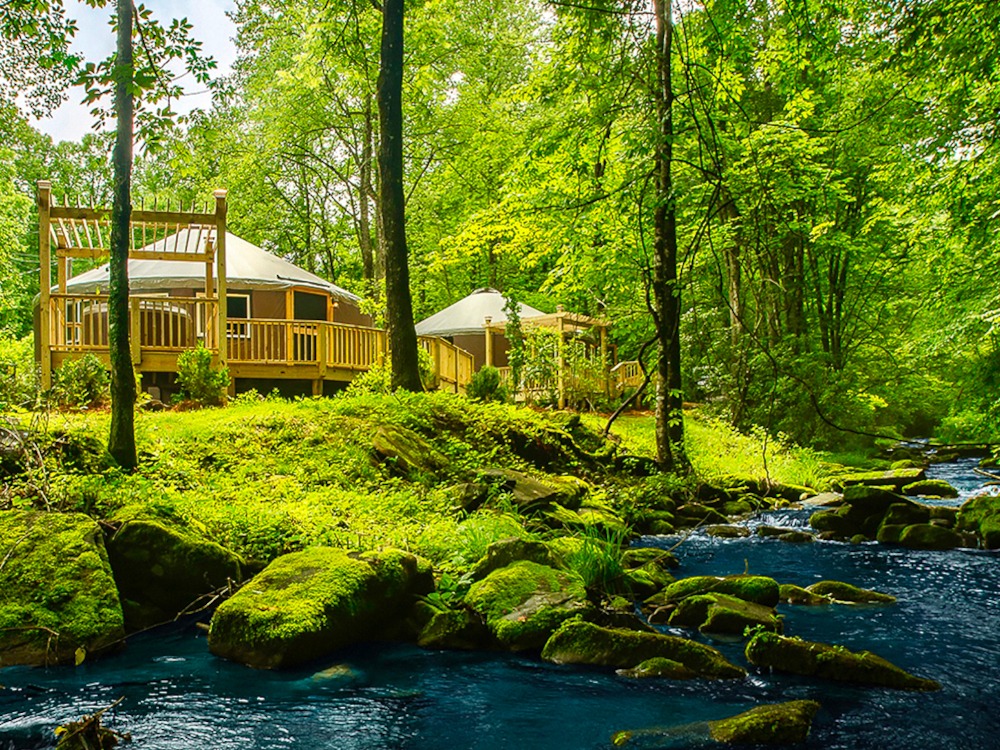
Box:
[214,190,228,370]
[484,316,494,368]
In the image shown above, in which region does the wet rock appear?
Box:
[464,561,592,651]
[208,547,433,669]
[801,492,843,507]
[778,584,831,605]
[897,523,963,550]
[838,468,926,492]
[767,483,816,503]
[654,575,780,608]
[668,593,783,635]
[708,700,821,745]
[757,525,795,537]
[876,523,906,544]
[541,619,745,678]
[957,494,1000,549]
[705,525,750,539]
[805,580,895,604]
[107,519,245,631]
[621,547,679,570]
[674,503,729,527]
[721,499,755,516]
[470,538,563,580]
[902,479,959,498]
[417,608,494,651]
[745,631,940,690]
[882,502,931,527]
[779,531,815,544]
[615,656,697,680]
[0,510,124,666]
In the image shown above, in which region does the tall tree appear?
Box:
[377,0,422,391]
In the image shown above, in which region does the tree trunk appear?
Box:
[107,0,137,470]
[359,95,376,292]
[377,0,422,391]
[651,0,688,473]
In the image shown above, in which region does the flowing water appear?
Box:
[2,461,998,749]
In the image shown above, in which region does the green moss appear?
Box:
[0,510,123,665]
[897,524,962,550]
[778,584,831,605]
[464,561,591,650]
[470,538,563,580]
[659,575,780,607]
[208,546,432,669]
[541,619,745,678]
[669,592,782,635]
[840,468,925,491]
[957,495,1000,549]
[707,700,821,745]
[615,656,697,680]
[902,479,959,498]
[805,580,895,604]
[745,632,940,690]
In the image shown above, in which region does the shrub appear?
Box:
[0,334,38,409]
[467,366,508,403]
[176,344,230,406]
[51,354,109,408]
[346,359,391,395]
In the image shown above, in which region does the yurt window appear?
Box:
[293,291,327,321]
[226,293,251,337]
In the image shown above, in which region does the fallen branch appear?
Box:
[974,467,1000,482]
[55,696,130,749]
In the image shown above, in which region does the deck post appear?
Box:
[318,323,328,381]
[556,306,566,409]
[214,190,228,368]
[454,342,460,393]
[484,316,493,368]
[600,325,610,397]
[129,297,141,365]
[38,181,53,389]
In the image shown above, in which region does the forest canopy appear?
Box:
[1,0,998,450]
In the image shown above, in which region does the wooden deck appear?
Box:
[45,292,474,394]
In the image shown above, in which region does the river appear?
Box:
[1,460,998,749]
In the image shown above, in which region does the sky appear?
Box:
[30,0,239,144]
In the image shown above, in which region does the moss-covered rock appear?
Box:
[0,510,124,666]
[417,607,493,651]
[839,468,926,491]
[745,631,940,690]
[208,546,433,669]
[541,619,744,679]
[464,561,591,651]
[668,593,783,635]
[657,575,780,607]
[757,525,795,537]
[615,656,697,680]
[897,524,962,550]
[469,537,562,580]
[107,519,245,631]
[705,525,750,538]
[957,494,1000,549]
[805,580,895,604]
[842,485,911,515]
[882,502,931,527]
[808,506,858,538]
[902,479,959,498]
[778,584,831,605]
[621,547,679,570]
[478,468,585,511]
[708,700,821,745]
[372,424,447,479]
[779,531,815,543]
[673,503,729,527]
[876,524,906,544]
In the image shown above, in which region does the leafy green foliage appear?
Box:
[175,345,230,406]
[467,366,508,403]
[0,334,37,409]
[51,355,109,409]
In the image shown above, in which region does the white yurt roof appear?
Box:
[415,288,545,337]
[62,230,359,302]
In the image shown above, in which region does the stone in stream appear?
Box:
[615,656,697,680]
[897,523,963,550]
[541,619,745,679]
[957,494,1000,549]
[805,580,895,604]
[208,547,433,669]
[778,584,832,605]
[902,479,959,498]
[106,519,245,631]
[0,510,124,666]
[667,592,783,635]
[651,574,780,608]
[837,467,926,492]
[745,631,940,690]
[705,524,750,539]
[611,700,821,747]
[464,561,592,651]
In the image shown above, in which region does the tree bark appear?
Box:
[651,0,688,473]
[107,0,137,470]
[377,0,423,391]
[359,94,376,292]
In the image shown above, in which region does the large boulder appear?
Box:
[778,584,832,606]
[469,538,563,580]
[667,592,783,635]
[957,494,1000,549]
[902,479,959,498]
[464,561,592,650]
[541,619,745,679]
[416,607,493,651]
[372,424,447,479]
[745,631,940,690]
[208,547,433,669]
[0,511,123,666]
[478,468,587,511]
[107,519,245,631]
[897,523,963,550]
[654,575,780,607]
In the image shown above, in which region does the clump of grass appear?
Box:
[563,525,627,591]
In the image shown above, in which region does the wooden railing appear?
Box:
[49,294,218,353]
[45,294,473,391]
[611,360,644,390]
